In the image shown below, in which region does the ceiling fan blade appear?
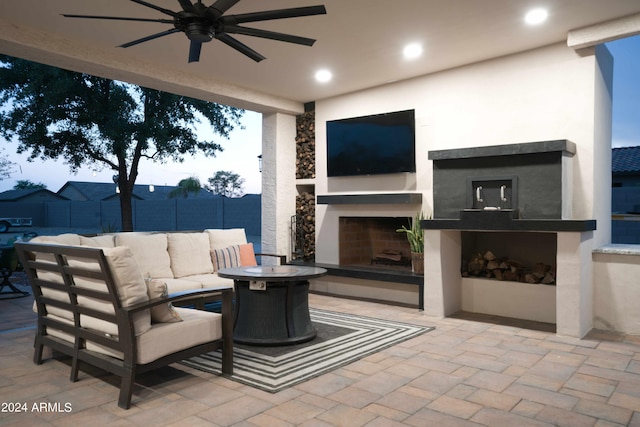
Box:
[215,33,265,62]
[119,28,182,48]
[130,0,178,17]
[177,0,196,13]
[221,5,326,25]
[188,40,202,63]
[209,0,240,17]
[62,14,174,24]
[223,25,316,46]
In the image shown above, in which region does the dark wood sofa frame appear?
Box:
[15,242,233,409]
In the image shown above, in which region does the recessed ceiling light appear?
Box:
[315,69,332,83]
[525,8,548,25]
[403,43,423,60]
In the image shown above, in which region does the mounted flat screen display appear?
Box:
[326,109,416,177]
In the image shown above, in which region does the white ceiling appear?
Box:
[1,0,640,113]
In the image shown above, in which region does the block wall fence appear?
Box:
[0,195,261,235]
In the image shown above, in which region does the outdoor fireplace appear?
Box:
[423,140,596,332]
[339,217,412,271]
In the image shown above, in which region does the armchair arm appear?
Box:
[125,287,233,315]
[255,253,287,265]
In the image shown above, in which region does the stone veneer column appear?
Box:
[261,112,297,264]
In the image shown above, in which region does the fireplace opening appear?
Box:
[339,217,412,271]
[461,231,557,284]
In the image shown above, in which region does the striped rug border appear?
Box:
[180,308,434,393]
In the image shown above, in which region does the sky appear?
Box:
[0,35,638,193]
[0,109,263,194]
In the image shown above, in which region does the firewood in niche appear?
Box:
[295,191,316,260]
[541,271,555,284]
[467,252,486,275]
[462,251,555,284]
[486,260,500,270]
[296,111,316,179]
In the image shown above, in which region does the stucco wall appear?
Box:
[314,42,608,265]
[593,250,640,334]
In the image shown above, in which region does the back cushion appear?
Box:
[30,234,81,246]
[167,233,214,278]
[206,228,248,250]
[74,247,151,336]
[80,235,115,248]
[115,233,174,279]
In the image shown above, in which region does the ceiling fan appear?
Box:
[63,0,326,63]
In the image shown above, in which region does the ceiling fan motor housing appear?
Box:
[184,21,215,42]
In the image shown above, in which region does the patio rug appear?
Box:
[179,308,434,393]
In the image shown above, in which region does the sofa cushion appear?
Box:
[239,243,258,266]
[180,274,234,289]
[30,233,81,246]
[88,246,152,336]
[167,232,214,278]
[211,245,240,272]
[115,233,174,279]
[80,234,115,248]
[87,307,223,365]
[206,228,248,250]
[145,278,182,323]
[34,246,152,337]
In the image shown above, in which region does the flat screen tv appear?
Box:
[326,109,416,177]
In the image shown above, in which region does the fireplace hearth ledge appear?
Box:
[421,218,596,232]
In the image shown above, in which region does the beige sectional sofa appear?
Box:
[30,228,254,294]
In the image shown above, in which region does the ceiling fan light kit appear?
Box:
[63,0,326,63]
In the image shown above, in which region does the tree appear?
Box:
[0,55,243,231]
[207,171,245,197]
[168,176,203,199]
[0,151,13,180]
[13,179,46,190]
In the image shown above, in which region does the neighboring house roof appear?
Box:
[57,181,218,201]
[0,188,69,202]
[612,146,640,174]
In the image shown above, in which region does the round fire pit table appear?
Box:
[217,265,327,346]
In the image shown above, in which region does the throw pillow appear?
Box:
[211,245,241,272]
[239,243,258,266]
[145,278,182,323]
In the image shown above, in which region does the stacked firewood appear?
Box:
[296,111,315,179]
[463,250,555,284]
[295,191,316,260]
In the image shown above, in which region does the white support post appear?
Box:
[261,112,297,264]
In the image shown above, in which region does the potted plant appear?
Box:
[396,211,426,275]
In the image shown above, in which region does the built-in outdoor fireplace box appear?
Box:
[421,140,597,332]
